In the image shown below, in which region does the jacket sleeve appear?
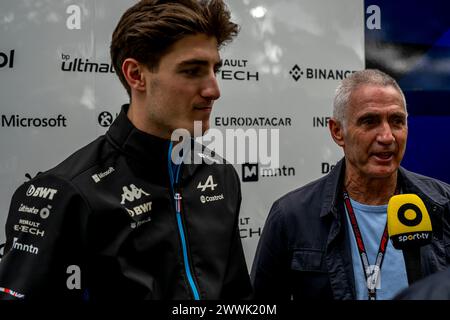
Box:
[394,267,450,300]
[251,199,291,300]
[0,174,89,300]
[220,169,253,300]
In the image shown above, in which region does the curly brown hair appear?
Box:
[110,0,239,97]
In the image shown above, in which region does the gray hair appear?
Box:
[333,69,407,127]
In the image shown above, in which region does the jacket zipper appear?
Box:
[168,142,200,300]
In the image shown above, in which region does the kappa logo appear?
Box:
[120,184,150,204]
[197,175,218,192]
[26,184,58,200]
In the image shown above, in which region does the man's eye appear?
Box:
[362,118,374,125]
[393,118,406,125]
[182,68,200,76]
[214,66,222,74]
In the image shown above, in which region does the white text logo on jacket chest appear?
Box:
[196,175,224,204]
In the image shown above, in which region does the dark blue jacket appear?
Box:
[395,267,450,300]
[251,159,450,300]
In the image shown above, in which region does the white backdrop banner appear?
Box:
[0,0,365,269]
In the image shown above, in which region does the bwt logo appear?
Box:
[289,65,356,82]
[26,184,58,200]
[0,50,15,69]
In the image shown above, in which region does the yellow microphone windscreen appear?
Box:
[387,194,432,249]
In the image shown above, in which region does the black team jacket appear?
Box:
[0,104,251,300]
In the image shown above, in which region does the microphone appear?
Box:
[387,194,432,284]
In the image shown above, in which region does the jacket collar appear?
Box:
[320,157,449,218]
[106,104,214,182]
[320,158,346,218]
[398,167,450,208]
[106,104,171,166]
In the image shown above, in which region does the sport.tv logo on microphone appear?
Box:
[387,194,432,249]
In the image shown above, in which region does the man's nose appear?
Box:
[377,122,395,144]
[201,72,221,100]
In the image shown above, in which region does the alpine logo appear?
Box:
[120,184,150,204]
[197,175,218,192]
[26,184,58,200]
[197,176,224,203]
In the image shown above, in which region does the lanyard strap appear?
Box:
[343,189,389,300]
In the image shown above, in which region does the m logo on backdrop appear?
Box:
[241,163,296,182]
[242,163,258,182]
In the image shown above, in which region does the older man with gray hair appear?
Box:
[251,69,450,300]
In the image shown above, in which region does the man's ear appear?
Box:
[122,58,146,92]
[329,118,345,147]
